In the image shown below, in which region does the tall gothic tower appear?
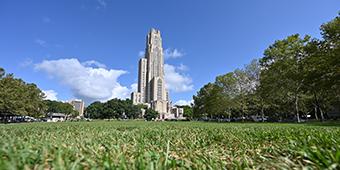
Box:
[131,28,170,115]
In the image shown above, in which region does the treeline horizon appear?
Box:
[192,14,339,122]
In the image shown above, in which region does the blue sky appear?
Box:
[0,0,339,105]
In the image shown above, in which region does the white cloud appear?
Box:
[130,83,138,92]
[35,39,47,47]
[35,58,131,104]
[174,99,193,106]
[164,64,193,92]
[164,48,184,59]
[20,58,33,67]
[82,60,107,68]
[42,90,58,101]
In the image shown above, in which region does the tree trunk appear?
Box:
[242,109,244,121]
[314,106,319,120]
[320,107,325,122]
[295,96,300,123]
[261,105,265,122]
[313,91,320,121]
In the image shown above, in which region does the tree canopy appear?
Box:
[143,108,159,121]
[192,14,340,122]
[0,68,46,117]
[44,100,78,117]
[85,99,142,119]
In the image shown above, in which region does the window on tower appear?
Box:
[157,79,162,100]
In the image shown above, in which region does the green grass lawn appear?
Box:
[0,121,339,169]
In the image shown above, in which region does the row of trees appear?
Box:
[193,14,339,122]
[0,68,79,119]
[85,99,160,120]
[44,100,78,117]
[85,99,138,119]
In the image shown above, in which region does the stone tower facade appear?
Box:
[131,28,171,116]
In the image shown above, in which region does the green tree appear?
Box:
[85,101,104,119]
[260,34,311,122]
[233,68,251,118]
[193,83,228,118]
[0,69,46,117]
[144,108,159,121]
[85,99,142,119]
[182,105,193,119]
[0,67,4,78]
[242,59,267,120]
[123,99,142,119]
[44,100,77,117]
[318,14,340,105]
[103,99,123,119]
[191,14,339,122]
[215,72,238,118]
[214,60,261,119]
[303,14,340,120]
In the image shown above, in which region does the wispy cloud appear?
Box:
[164,48,185,59]
[82,60,107,68]
[20,58,33,67]
[35,39,47,47]
[177,63,189,71]
[96,0,107,9]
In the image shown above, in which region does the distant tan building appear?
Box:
[138,58,148,103]
[69,100,85,117]
[171,107,184,118]
[131,92,142,104]
[131,28,171,117]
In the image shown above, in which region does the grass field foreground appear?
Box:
[0,121,339,169]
